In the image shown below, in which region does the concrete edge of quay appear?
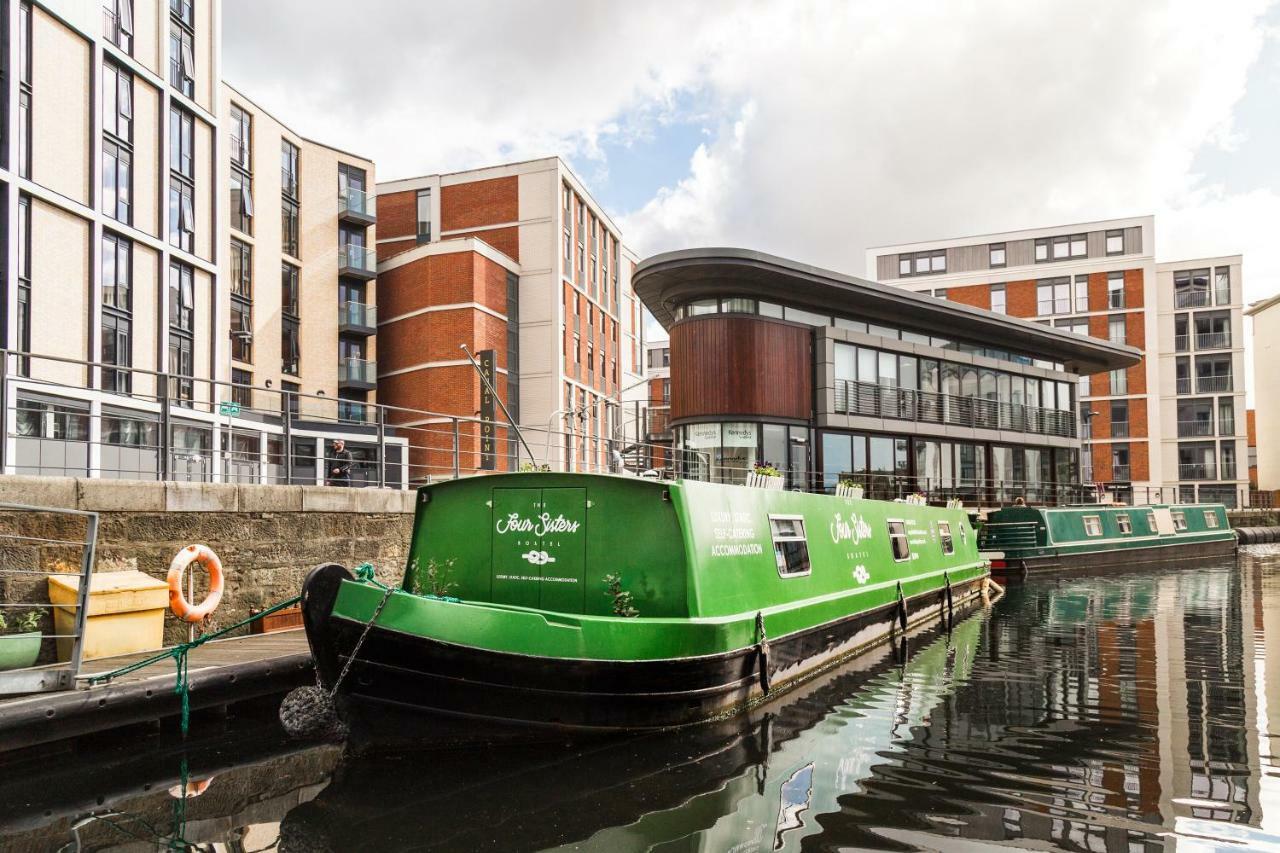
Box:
[0,475,418,515]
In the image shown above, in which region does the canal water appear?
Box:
[3,549,1278,852]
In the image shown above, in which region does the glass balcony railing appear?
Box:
[1177,420,1215,437]
[1197,375,1233,393]
[340,301,377,329]
[340,244,377,277]
[1178,462,1217,480]
[338,357,376,385]
[339,186,376,220]
[1195,331,1230,349]
[1175,290,1211,309]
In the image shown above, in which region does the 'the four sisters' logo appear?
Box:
[830,512,873,545]
[522,550,556,565]
[495,512,581,536]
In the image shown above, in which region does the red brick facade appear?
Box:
[441,176,518,232]
[944,283,990,309]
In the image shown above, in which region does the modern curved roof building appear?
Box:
[634,248,1141,504]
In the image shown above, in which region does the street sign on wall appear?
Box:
[478,349,496,470]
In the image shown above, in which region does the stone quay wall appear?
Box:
[0,476,416,649]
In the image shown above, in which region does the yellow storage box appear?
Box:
[48,570,169,662]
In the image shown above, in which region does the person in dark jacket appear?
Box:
[328,439,354,487]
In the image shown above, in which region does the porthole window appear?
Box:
[888,520,910,561]
[769,515,811,577]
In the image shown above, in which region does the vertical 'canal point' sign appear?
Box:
[479,349,496,470]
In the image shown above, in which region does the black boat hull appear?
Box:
[300,564,987,731]
[991,536,1238,578]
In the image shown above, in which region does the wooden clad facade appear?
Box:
[670,316,811,423]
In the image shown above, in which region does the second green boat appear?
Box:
[301,472,990,730]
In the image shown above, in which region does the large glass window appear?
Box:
[769,516,811,576]
[104,0,134,53]
[103,139,132,224]
[990,283,1006,314]
[1108,272,1125,308]
[417,188,432,243]
[1106,230,1124,255]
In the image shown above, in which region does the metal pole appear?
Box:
[67,512,99,681]
[159,373,171,481]
[458,344,535,466]
[452,418,460,479]
[283,392,293,485]
[376,405,386,489]
[0,352,8,475]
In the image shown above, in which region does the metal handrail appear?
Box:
[1177,420,1214,437]
[1175,290,1211,308]
[1194,332,1230,350]
[0,503,97,695]
[833,379,1076,438]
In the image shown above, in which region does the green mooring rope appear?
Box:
[85,592,303,735]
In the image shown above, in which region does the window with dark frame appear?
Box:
[898,249,947,277]
[281,139,299,199]
[103,0,134,54]
[1105,230,1124,255]
[1117,513,1132,534]
[167,261,195,405]
[989,243,1006,268]
[888,520,910,561]
[938,520,954,554]
[1035,233,1087,263]
[990,283,1006,314]
[231,368,251,408]
[102,61,133,226]
[19,2,32,180]
[16,195,31,375]
[1083,515,1102,536]
[168,0,194,97]
[769,516,811,576]
[102,232,132,393]
[1108,272,1125,308]
[168,105,194,251]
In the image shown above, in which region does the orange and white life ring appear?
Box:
[167,544,225,623]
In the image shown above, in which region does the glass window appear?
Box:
[1070,234,1086,257]
[1117,514,1132,534]
[282,263,299,316]
[1204,510,1219,529]
[686,299,718,316]
[769,516,810,576]
[1108,272,1125,308]
[1108,315,1126,344]
[938,520,954,554]
[898,257,910,276]
[990,284,1006,314]
[416,188,432,243]
[784,306,829,326]
[1214,267,1231,305]
[888,520,910,561]
[834,317,867,333]
[822,433,852,491]
[759,301,784,319]
[989,244,1006,267]
[1110,368,1127,396]
[102,232,132,310]
[1106,230,1124,255]
[1074,276,1089,312]
[1083,515,1102,536]
[1035,239,1049,262]
[1172,510,1188,531]
[282,199,299,257]
[721,297,756,313]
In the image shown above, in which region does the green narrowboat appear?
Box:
[978,503,1236,577]
[301,472,989,730]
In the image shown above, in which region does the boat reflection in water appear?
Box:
[281,554,1280,853]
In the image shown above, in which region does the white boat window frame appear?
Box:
[768,514,811,578]
[937,520,954,555]
[1116,513,1132,534]
[1203,510,1219,529]
[887,519,911,562]
[1083,515,1103,537]
[1172,510,1188,531]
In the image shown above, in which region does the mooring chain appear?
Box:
[329,584,396,697]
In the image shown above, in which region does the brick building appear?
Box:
[868,216,1249,506]
[374,158,643,482]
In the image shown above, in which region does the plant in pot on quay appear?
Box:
[0,608,44,671]
[748,464,784,490]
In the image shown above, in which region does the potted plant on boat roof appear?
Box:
[835,478,864,500]
[748,464,784,490]
[0,608,44,671]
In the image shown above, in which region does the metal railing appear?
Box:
[1177,420,1214,437]
[339,357,377,385]
[1197,375,1233,393]
[339,244,378,276]
[1175,290,1211,308]
[1112,465,1131,481]
[340,301,377,329]
[0,504,97,695]
[1178,462,1217,480]
[1176,377,1191,394]
[1195,331,1230,350]
[339,185,376,219]
[1174,334,1189,352]
[834,379,1076,438]
[646,406,672,439]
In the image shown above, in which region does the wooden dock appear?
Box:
[0,630,313,752]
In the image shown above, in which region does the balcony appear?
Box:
[1174,334,1189,352]
[338,186,377,226]
[1176,377,1191,394]
[1195,331,1231,350]
[338,357,377,390]
[1177,419,1214,437]
[1175,290,1211,309]
[833,379,1076,438]
[1179,462,1217,480]
[339,301,377,336]
[1196,375,1233,393]
[1111,465,1131,481]
[339,245,377,281]
[1221,462,1237,480]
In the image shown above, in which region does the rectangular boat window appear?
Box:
[1172,511,1188,531]
[888,520,910,561]
[1204,510,1219,529]
[769,516,811,577]
[1083,515,1103,537]
[1117,514,1131,534]
[937,521,954,555]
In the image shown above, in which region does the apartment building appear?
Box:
[374,157,643,481]
[1246,293,1280,491]
[639,339,671,468]
[0,0,402,485]
[867,216,1249,506]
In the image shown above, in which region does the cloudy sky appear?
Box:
[225,0,1279,390]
